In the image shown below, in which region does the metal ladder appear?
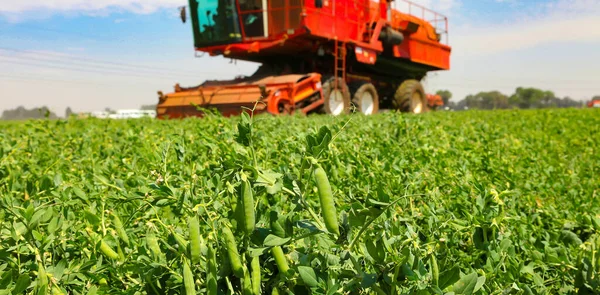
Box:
[333,39,346,90]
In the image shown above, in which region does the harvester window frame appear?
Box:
[189,0,244,48]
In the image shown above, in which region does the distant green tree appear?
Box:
[1,106,58,120]
[509,87,555,109]
[436,90,453,105]
[463,91,509,110]
[65,107,74,118]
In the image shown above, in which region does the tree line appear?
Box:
[1,87,595,120]
[0,105,157,120]
[436,87,591,110]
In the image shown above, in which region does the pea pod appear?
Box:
[99,239,119,260]
[591,216,600,231]
[38,262,48,291]
[112,212,130,247]
[223,225,244,278]
[232,193,246,231]
[182,258,195,295]
[241,179,255,235]
[206,245,218,295]
[313,165,340,236]
[251,255,261,295]
[243,266,253,295]
[218,245,232,277]
[52,286,65,295]
[146,232,162,261]
[188,216,202,264]
[116,238,125,262]
[172,231,189,253]
[271,246,289,276]
[430,254,439,287]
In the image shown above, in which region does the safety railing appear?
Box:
[392,0,449,45]
[232,0,449,46]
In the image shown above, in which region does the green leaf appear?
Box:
[474,275,485,293]
[87,285,98,295]
[560,230,582,246]
[47,216,59,234]
[83,210,101,226]
[360,273,377,288]
[306,126,332,157]
[452,272,478,295]
[12,274,31,295]
[532,273,544,286]
[52,259,67,280]
[296,220,322,233]
[72,187,88,200]
[247,247,268,257]
[263,235,291,247]
[29,209,46,227]
[236,112,252,146]
[256,169,283,195]
[298,266,318,287]
[520,262,535,275]
[439,267,461,290]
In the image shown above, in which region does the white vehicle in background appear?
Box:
[108,109,156,119]
[90,111,110,119]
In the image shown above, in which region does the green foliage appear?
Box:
[509,87,556,109]
[464,91,510,110]
[1,105,58,120]
[0,108,599,294]
[455,87,584,110]
[436,90,453,105]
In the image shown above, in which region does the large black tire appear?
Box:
[351,82,379,115]
[322,77,351,116]
[393,79,428,114]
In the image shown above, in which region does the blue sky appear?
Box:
[1,0,599,115]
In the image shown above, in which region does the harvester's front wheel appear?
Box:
[351,82,379,115]
[393,79,428,114]
[322,77,351,116]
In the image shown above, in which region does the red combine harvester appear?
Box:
[156,0,451,118]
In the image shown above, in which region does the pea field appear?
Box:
[0,108,599,295]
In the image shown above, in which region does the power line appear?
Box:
[1,24,125,41]
[0,52,222,79]
[0,58,204,81]
[0,55,239,81]
[0,47,235,76]
[0,73,118,87]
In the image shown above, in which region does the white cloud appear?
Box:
[0,0,186,14]
[66,47,85,52]
[393,0,460,16]
[422,0,600,101]
[453,17,600,57]
[450,0,600,56]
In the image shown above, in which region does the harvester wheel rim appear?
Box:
[361,92,375,115]
[322,77,350,116]
[329,89,345,116]
[393,79,428,114]
[351,82,379,115]
[411,92,423,113]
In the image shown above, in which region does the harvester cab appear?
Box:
[157,0,451,119]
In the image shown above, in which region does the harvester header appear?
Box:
[157,0,451,118]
